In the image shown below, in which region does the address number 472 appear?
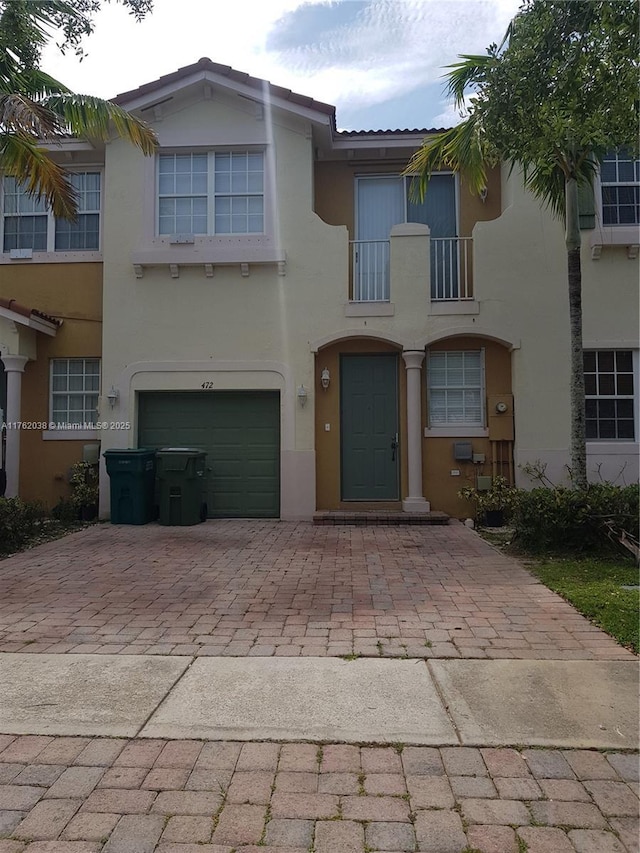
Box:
[201,381,214,389]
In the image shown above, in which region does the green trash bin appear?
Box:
[156,448,207,526]
[104,448,157,525]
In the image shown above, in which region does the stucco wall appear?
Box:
[424,336,513,517]
[99,87,638,517]
[313,161,502,240]
[100,92,348,517]
[472,167,639,486]
[0,262,102,507]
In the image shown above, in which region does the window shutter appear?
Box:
[578,179,595,230]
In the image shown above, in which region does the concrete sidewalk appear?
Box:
[0,654,637,750]
[0,654,637,851]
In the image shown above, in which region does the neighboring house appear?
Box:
[1,58,638,518]
[0,141,103,507]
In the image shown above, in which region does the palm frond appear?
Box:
[445,53,497,106]
[0,131,77,219]
[43,94,157,154]
[520,148,600,222]
[0,93,59,138]
[14,67,72,98]
[521,160,566,219]
[404,114,489,201]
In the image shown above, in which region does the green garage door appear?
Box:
[138,391,280,518]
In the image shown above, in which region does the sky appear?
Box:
[42,0,521,131]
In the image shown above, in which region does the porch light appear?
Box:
[479,186,488,203]
[297,385,308,407]
[107,386,119,408]
[320,368,330,390]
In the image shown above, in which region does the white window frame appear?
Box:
[425,349,487,437]
[1,170,102,256]
[53,172,102,252]
[590,150,640,257]
[599,150,640,228]
[156,149,265,238]
[584,349,636,442]
[49,358,101,428]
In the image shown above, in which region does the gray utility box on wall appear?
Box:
[453,441,473,461]
[477,476,492,492]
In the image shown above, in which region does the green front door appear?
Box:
[340,355,399,500]
[138,391,280,518]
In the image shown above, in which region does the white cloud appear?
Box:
[432,95,474,128]
[262,0,520,111]
[41,0,521,126]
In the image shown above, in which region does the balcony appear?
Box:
[431,237,473,301]
[351,240,390,302]
[348,232,474,307]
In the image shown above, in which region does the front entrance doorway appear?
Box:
[340,354,399,500]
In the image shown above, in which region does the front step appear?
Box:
[313,511,449,526]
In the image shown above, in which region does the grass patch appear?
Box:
[528,556,639,653]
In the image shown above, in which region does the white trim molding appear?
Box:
[311,329,406,353]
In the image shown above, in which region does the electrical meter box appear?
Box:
[488,395,514,440]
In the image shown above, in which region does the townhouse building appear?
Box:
[1,58,638,519]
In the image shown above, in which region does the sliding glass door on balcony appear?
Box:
[354,178,403,301]
[353,174,460,302]
[408,175,459,300]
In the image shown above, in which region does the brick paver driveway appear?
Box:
[0,734,637,853]
[0,520,633,660]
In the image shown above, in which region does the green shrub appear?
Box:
[459,475,518,523]
[511,484,639,554]
[51,498,80,524]
[69,461,99,509]
[0,497,45,555]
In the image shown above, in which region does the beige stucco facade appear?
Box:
[3,59,638,518]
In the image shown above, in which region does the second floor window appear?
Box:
[2,172,101,253]
[600,150,640,226]
[158,150,264,236]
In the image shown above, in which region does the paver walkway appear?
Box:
[0,521,633,660]
[0,734,637,852]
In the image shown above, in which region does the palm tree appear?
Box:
[1,4,156,219]
[406,1,638,489]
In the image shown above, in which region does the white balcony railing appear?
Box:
[351,240,390,302]
[431,237,473,301]
[350,235,474,304]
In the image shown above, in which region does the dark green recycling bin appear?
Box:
[104,448,156,525]
[156,448,207,526]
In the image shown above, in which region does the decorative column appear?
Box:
[402,350,430,512]
[1,354,28,498]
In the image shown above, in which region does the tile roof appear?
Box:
[0,297,62,327]
[337,128,446,136]
[113,57,337,120]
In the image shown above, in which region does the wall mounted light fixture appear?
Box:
[107,387,119,408]
[297,385,308,407]
[479,186,488,203]
[320,368,330,390]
